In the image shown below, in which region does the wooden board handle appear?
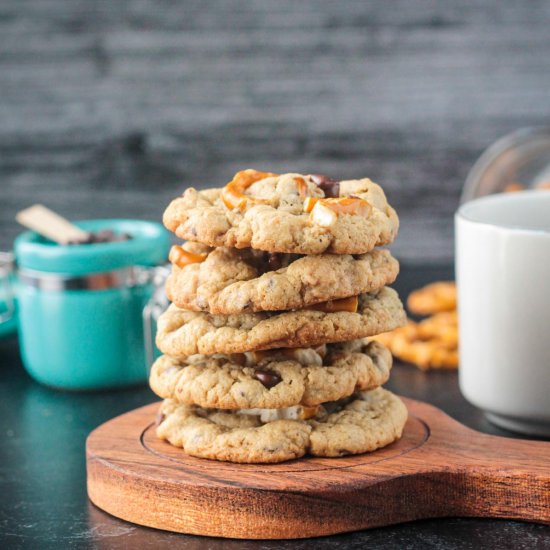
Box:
[403,404,550,525]
[451,432,550,523]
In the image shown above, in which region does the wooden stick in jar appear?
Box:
[16,204,89,245]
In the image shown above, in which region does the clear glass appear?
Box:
[142,265,170,368]
[461,127,550,203]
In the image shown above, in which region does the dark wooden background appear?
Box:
[2,1,550,263]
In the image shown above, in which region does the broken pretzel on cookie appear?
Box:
[374,282,459,370]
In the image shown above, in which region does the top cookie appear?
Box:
[163,170,399,254]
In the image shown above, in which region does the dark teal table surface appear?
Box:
[1,264,549,550]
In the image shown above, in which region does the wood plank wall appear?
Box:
[2,1,550,262]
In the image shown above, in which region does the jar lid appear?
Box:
[15,219,170,275]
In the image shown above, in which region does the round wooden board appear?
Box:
[86,398,550,539]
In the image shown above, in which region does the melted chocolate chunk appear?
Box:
[254,369,282,389]
[310,174,340,198]
[266,253,283,271]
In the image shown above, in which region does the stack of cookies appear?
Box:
[151,170,408,463]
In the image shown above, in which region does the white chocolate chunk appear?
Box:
[238,405,320,422]
[310,202,338,227]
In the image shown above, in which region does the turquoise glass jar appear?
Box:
[14,219,170,390]
[0,252,17,338]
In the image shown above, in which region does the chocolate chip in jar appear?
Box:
[69,229,132,245]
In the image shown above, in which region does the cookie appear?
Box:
[407,281,457,316]
[150,340,392,409]
[166,242,399,314]
[163,170,399,255]
[156,287,406,356]
[156,387,407,463]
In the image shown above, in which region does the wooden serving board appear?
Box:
[86,398,550,539]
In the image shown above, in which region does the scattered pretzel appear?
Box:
[372,317,458,370]
[374,282,459,370]
[536,180,550,190]
[415,311,458,348]
[407,281,457,316]
[502,181,550,193]
[503,182,525,193]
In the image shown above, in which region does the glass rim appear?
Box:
[461,126,550,204]
[456,190,550,235]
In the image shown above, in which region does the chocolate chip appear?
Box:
[98,230,131,243]
[266,253,283,271]
[68,232,96,245]
[310,174,340,198]
[230,354,247,366]
[94,229,116,242]
[254,369,282,388]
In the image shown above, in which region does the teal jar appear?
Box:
[0,252,17,338]
[14,219,170,390]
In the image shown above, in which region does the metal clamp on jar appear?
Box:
[0,252,17,338]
